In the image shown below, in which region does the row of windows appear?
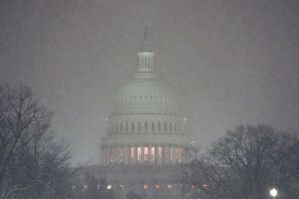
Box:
[122,95,171,100]
[110,121,181,133]
[106,146,184,164]
[120,95,173,105]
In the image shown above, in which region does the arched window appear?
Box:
[138,121,141,131]
[151,147,155,161]
[158,122,161,131]
[130,147,134,158]
[158,147,162,158]
[151,121,155,132]
[145,121,148,131]
[137,146,142,161]
[164,122,167,132]
[144,147,149,161]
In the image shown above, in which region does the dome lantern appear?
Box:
[137,27,154,74]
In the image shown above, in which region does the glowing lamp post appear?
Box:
[270,188,278,199]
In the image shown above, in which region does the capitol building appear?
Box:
[100,30,190,199]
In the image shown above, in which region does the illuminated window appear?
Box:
[155,184,160,189]
[144,147,149,161]
[119,184,124,190]
[158,147,162,158]
[203,184,208,190]
[130,147,134,158]
[167,184,172,189]
[107,185,112,190]
[151,147,155,161]
[137,147,142,161]
[144,184,148,189]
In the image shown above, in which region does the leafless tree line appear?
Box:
[183,125,299,199]
[0,86,78,199]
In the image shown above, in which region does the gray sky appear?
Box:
[1,0,299,164]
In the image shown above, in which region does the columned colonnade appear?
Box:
[104,144,185,165]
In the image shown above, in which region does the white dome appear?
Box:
[100,36,189,166]
[113,74,179,115]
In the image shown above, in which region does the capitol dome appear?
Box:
[101,31,189,166]
[114,68,179,115]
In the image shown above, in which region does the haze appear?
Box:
[1,0,299,164]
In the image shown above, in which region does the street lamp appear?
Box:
[270,188,278,199]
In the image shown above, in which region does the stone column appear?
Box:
[134,145,138,164]
[182,146,185,163]
[149,145,152,163]
[124,146,128,165]
[173,145,177,164]
[169,145,171,163]
[141,145,144,163]
[127,145,131,164]
[154,145,158,165]
[163,145,167,164]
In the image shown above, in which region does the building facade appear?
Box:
[100,32,190,199]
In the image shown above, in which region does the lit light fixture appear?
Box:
[202,184,208,190]
[144,184,148,189]
[155,184,160,189]
[167,184,172,189]
[107,184,112,190]
[270,188,278,199]
[83,184,88,189]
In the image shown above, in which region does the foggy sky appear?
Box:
[1,0,299,164]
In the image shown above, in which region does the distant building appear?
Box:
[100,29,190,199]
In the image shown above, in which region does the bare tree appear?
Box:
[183,124,299,199]
[0,86,76,199]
